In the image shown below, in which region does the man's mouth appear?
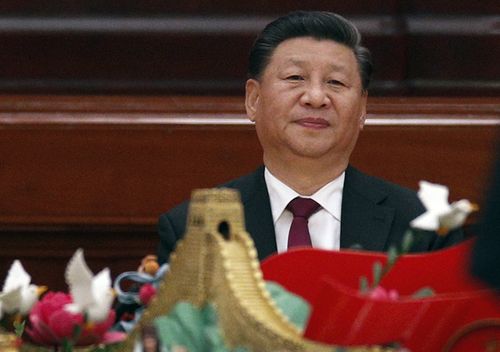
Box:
[296,117,330,129]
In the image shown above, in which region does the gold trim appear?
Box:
[0,332,18,352]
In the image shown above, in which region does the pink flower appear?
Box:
[25,291,125,347]
[139,284,157,305]
[368,286,400,301]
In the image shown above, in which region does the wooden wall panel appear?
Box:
[352,125,498,205]
[0,32,254,95]
[0,126,262,224]
[405,1,500,14]
[408,36,499,80]
[0,1,398,15]
[0,2,497,96]
[0,95,499,290]
[3,0,497,15]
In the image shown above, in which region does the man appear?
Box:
[157,11,462,264]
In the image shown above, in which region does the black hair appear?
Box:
[248,11,373,91]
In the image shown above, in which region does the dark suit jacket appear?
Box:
[157,166,463,264]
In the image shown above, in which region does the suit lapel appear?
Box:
[237,167,277,260]
[340,166,395,251]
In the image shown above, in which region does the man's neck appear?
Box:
[263,154,348,196]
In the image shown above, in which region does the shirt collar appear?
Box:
[264,167,345,222]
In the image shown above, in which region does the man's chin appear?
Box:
[289,145,336,160]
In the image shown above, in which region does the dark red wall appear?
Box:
[0,1,498,96]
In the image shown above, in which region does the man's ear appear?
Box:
[245,79,260,122]
[358,92,368,130]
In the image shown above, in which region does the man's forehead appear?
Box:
[283,57,350,72]
[268,37,355,69]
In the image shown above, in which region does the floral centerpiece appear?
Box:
[1,181,493,352]
[0,250,126,352]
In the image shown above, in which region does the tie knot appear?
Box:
[287,197,320,219]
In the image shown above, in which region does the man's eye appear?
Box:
[286,75,303,81]
[328,79,345,86]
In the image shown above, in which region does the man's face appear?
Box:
[245,37,367,165]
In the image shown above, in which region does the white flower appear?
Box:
[410,181,478,235]
[64,248,114,323]
[0,260,47,316]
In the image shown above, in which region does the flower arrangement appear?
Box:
[410,180,478,235]
[360,180,478,299]
[24,292,122,350]
[112,255,168,333]
[0,249,126,352]
[0,260,47,324]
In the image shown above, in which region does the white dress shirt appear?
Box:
[264,167,344,253]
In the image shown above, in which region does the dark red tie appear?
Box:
[287,197,321,248]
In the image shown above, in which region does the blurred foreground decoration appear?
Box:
[123,188,389,351]
[3,186,498,351]
[261,240,500,351]
[122,187,499,351]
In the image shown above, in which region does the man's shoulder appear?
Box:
[345,165,423,211]
[345,166,464,251]
[221,166,265,191]
[161,166,265,218]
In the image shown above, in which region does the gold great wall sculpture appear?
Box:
[123,188,392,351]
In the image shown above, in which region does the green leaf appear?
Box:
[265,281,311,330]
[359,276,369,293]
[372,261,383,287]
[72,323,83,343]
[155,302,249,352]
[154,284,309,351]
[154,302,205,351]
[91,347,108,352]
[61,338,73,352]
[401,230,414,253]
[13,319,25,337]
[387,246,398,267]
[411,287,435,299]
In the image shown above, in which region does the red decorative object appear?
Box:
[138,284,157,305]
[25,292,125,347]
[261,239,500,351]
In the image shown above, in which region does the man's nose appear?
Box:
[299,82,330,108]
